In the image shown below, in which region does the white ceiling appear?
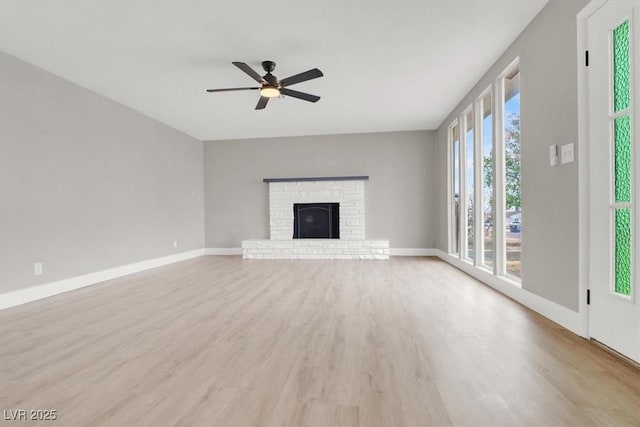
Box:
[0,0,547,141]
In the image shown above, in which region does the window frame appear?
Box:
[498,58,521,281]
[446,57,521,284]
[448,119,461,255]
[475,85,494,271]
[460,105,473,262]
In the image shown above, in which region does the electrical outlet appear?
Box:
[34,262,43,276]
[173,240,178,249]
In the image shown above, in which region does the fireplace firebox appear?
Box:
[293,203,339,239]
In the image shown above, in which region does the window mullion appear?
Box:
[494,80,506,276]
[460,111,468,260]
[474,98,484,266]
[447,124,454,253]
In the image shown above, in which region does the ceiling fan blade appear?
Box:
[255,96,269,110]
[280,88,320,103]
[279,68,323,87]
[206,87,259,93]
[233,62,266,84]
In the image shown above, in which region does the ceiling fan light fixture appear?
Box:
[260,86,280,98]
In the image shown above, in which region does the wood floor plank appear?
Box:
[1,256,638,426]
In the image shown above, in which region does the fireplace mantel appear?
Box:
[263,176,369,183]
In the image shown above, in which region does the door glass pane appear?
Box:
[465,110,474,260]
[613,20,630,112]
[452,125,460,255]
[614,115,632,203]
[614,208,632,296]
[611,18,633,298]
[481,93,494,268]
[505,70,521,278]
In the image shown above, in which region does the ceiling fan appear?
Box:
[206,61,324,110]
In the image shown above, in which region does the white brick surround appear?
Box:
[269,180,365,240]
[242,239,390,260]
[242,177,389,260]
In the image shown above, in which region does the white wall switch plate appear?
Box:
[34,262,43,276]
[173,240,178,248]
[549,144,559,166]
[561,143,575,164]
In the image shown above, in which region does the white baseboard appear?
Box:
[390,248,440,256]
[434,249,587,338]
[205,248,242,255]
[207,247,435,257]
[0,249,206,310]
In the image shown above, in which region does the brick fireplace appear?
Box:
[241,176,390,259]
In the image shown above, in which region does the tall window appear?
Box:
[503,66,521,278]
[447,58,522,283]
[451,123,460,255]
[464,109,475,260]
[480,92,494,268]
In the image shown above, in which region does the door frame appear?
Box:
[577,0,607,340]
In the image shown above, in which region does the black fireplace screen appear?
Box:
[293,203,340,239]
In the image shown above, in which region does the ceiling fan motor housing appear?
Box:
[261,60,276,73]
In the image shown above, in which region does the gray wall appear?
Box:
[0,52,205,294]
[435,0,589,310]
[204,131,436,249]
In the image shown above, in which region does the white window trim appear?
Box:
[460,105,473,261]
[496,57,520,280]
[447,120,459,255]
[475,86,492,268]
[445,58,522,283]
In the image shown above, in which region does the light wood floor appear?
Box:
[1,256,638,427]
